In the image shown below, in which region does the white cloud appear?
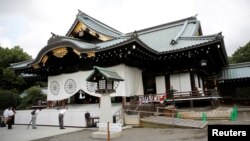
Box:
[0,38,12,48]
[0,0,249,58]
[0,26,12,48]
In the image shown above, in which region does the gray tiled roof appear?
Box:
[10,60,33,69]
[96,37,130,49]
[67,11,124,38]
[86,66,124,81]
[10,14,224,70]
[137,21,208,53]
[48,35,97,50]
[219,62,250,80]
[96,18,220,53]
[94,66,124,81]
[66,12,221,53]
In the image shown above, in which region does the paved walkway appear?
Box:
[0,125,84,141]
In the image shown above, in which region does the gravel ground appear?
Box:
[34,111,250,141]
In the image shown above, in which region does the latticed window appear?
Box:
[107,81,113,90]
[98,80,106,90]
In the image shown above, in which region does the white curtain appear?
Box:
[47,64,144,101]
[155,75,166,94]
[170,72,191,92]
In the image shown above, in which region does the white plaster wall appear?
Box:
[14,105,122,127]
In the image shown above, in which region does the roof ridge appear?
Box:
[170,20,189,45]
[126,15,197,35]
[48,33,96,45]
[96,36,129,45]
[180,32,223,39]
[65,17,79,36]
[226,62,250,68]
[10,60,33,66]
[78,10,124,35]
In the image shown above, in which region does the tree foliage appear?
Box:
[0,90,21,110]
[0,46,33,110]
[0,46,32,91]
[17,86,46,109]
[229,41,250,64]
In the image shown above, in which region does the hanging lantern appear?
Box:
[200,60,207,67]
[86,66,124,94]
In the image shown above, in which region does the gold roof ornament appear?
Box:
[87,51,95,58]
[32,64,40,69]
[53,47,68,58]
[41,55,48,64]
[73,49,81,56]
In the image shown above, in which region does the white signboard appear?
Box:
[97,123,122,132]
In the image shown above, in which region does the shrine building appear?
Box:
[10,10,229,107]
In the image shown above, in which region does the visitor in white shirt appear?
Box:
[58,108,67,129]
[3,108,9,125]
[7,107,15,129]
[32,109,41,129]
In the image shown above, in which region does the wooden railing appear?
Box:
[172,89,219,98]
[132,89,220,104]
[113,108,124,124]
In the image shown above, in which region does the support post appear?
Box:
[107,122,110,141]
[190,100,193,109]
[122,97,126,109]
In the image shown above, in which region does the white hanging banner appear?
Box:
[155,75,166,94]
[47,64,144,101]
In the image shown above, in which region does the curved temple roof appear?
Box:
[66,10,124,38]
[10,12,227,70]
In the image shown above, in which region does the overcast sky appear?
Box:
[0,0,249,58]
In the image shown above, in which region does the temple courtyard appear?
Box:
[1,108,250,141]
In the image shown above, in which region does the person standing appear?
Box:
[85,112,91,127]
[58,108,67,129]
[3,108,9,126]
[32,109,41,129]
[7,107,15,129]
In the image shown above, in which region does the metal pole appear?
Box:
[27,119,32,130]
[172,112,175,128]
[107,122,110,141]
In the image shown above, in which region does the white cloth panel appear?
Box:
[199,76,204,89]
[194,74,199,88]
[170,74,180,92]
[155,75,166,94]
[170,72,191,92]
[47,64,144,101]
[180,73,191,92]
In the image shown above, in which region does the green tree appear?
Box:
[0,90,21,109]
[229,41,250,64]
[17,86,46,109]
[0,46,33,110]
[0,46,32,91]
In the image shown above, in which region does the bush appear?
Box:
[17,86,46,109]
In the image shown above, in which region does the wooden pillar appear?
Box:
[214,80,217,90]
[211,100,215,109]
[190,100,193,109]
[99,97,101,108]
[204,81,207,90]
[122,97,126,108]
[217,99,221,106]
